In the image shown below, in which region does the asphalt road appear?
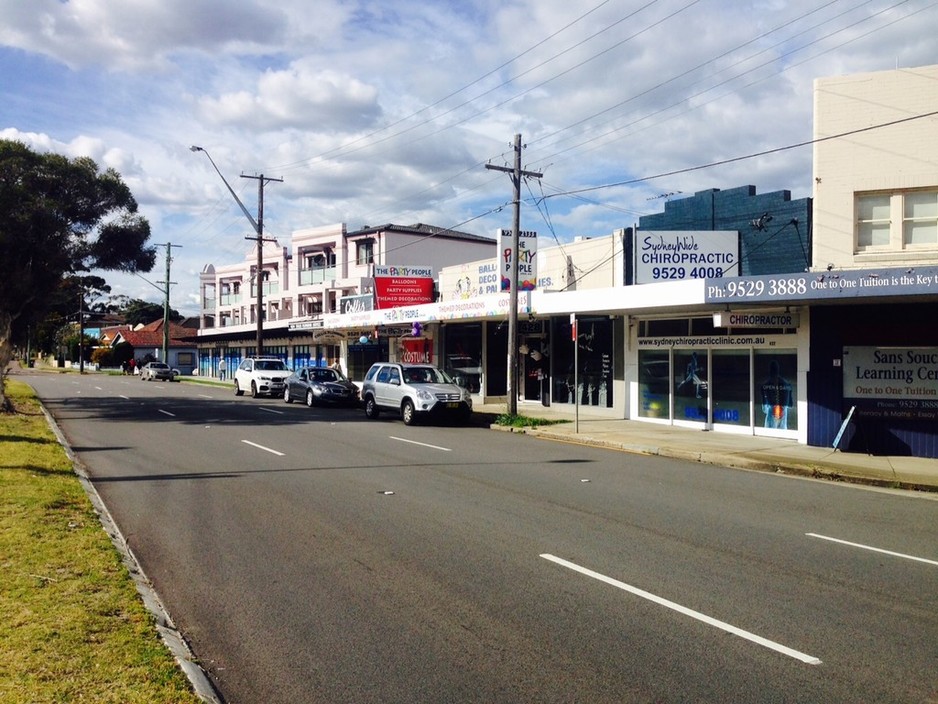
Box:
[23,371,938,704]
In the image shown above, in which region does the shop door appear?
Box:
[522,337,548,403]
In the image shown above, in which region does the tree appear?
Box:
[0,139,155,411]
[121,298,182,327]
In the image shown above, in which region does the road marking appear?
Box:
[119,395,129,400]
[540,554,822,665]
[389,436,452,452]
[260,407,284,415]
[242,440,285,456]
[198,394,213,399]
[158,409,176,417]
[806,533,938,567]
[94,386,103,390]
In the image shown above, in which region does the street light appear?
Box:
[191,146,281,356]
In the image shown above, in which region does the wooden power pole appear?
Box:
[486,134,542,416]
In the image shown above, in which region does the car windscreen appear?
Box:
[256,361,287,371]
[311,369,339,382]
[404,367,449,384]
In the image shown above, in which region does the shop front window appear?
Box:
[711,350,750,426]
[552,317,613,407]
[444,324,482,393]
[673,349,707,422]
[638,350,670,418]
[755,350,797,430]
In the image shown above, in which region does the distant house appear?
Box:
[112,320,198,375]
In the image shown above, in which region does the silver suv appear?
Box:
[234,357,291,398]
[362,362,472,425]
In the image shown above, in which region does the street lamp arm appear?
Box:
[190,146,259,233]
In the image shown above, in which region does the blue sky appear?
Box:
[2,0,937,315]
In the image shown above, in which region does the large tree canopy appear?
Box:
[0,139,156,410]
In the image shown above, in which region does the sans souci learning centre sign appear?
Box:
[844,346,938,420]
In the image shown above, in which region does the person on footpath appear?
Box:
[218,358,227,381]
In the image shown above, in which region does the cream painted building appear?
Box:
[813,64,938,270]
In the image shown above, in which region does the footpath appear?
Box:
[477,401,938,494]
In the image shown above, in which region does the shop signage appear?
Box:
[705,265,938,304]
[289,319,324,331]
[713,311,800,328]
[843,346,938,420]
[400,337,432,364]
[373,265,434,310]
[636,230,738,284]
[340,293,374,314]
[499,228,537,291]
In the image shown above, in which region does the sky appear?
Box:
[2,0,937,316]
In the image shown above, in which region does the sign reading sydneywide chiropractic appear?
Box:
[636,230,738,284]
[373,265,434,310]
[843,346,938,420]
[499,228,537,291]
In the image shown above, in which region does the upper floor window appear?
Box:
[356,240,374,265]
[857,190,938,251]
[904,191,938,246]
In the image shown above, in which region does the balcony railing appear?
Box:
[299,267,337,285]
[250,281,280,297]
[219,293,242,306]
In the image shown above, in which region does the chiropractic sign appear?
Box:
[636,230,738,284]
[843,346,938,419]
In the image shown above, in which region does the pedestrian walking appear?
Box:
[218,358,227,381]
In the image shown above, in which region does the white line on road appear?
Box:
[198,394,213,399]
[540,553,822,666]
[242,440,285,456]
[806,533,938,567]
[119,395,129,400]
[260,407,284,415]
[95,386,103,390]
[389,436,452,452]
[158,409,176,417]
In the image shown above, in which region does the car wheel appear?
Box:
[284,387,292,403]
[251,381,259,398]
[401,399,416,425]
[364,396,379,419]
[306,389,315,407]
[234,380,244,396]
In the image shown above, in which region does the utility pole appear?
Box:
[241,173,282,356]
[190,146,282,357]
[485,133,542,416]
[156,242,182,365]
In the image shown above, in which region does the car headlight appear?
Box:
[416,389,434,401]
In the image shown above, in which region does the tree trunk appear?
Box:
[0,310,14,413]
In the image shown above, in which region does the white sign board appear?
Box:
[636,230,738,284]
[499,228,537,291]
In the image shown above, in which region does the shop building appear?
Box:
[196,223,495,376]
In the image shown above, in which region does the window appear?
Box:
[356,240,374,265]
[857,194,891,248]
[904,191,938,246]
[856,190,938,251]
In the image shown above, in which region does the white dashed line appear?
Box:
[389,436,452,452]
[806,533,938,567]
[540,553,822,665]
[158,409,176,417]
[241,440,285,456]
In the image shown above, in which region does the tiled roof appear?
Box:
[347,223,495,244]
[113,319,194,349]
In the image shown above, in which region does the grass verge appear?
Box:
[0,380,202,704]
[493,413,569,429]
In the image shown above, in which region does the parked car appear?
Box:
[284,366,360,407]
[361,362,472,425]
[140,361,176,382]
[234,357,291,398]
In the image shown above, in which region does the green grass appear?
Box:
[0,380,202,704]
[493,413,568,428]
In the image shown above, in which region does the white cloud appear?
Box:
[2,0,937,315]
